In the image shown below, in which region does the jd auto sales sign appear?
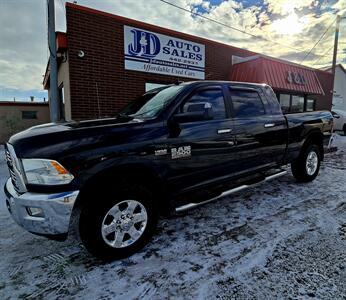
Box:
[124,26,205,79]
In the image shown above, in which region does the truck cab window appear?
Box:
[230,89,265,118]
[183,89,226,119]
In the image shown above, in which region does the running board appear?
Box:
[175,170,287,213]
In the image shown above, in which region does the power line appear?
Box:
[312,45,334,66]
[299,17,336,64]
[159,0,325,56]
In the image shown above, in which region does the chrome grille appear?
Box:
[5,144,26,194]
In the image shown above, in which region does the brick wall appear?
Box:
[66,4,256,120]
[66,4,333,120]
[313,70,333,111]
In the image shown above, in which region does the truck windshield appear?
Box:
[130,85,184,119]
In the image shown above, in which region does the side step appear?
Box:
[175,170,287,213]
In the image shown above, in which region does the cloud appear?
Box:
[264,0,318,15]
[0,0,345,101]
[0,0,48,100]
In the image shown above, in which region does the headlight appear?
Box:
[22,159,74,185]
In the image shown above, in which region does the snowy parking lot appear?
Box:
[1,135,346,299]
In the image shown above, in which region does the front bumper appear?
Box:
[4,178,79,236]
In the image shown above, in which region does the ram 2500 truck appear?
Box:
[4,81,333,260]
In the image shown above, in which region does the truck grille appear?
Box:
[5,144,26,194]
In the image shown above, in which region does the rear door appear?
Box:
[227,86,287,173]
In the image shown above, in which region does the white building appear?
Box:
[324,64,346,110]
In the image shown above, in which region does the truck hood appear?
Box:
[8,117,146,159]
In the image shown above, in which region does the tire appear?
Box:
[291,144,321,183]
[79,183,158,261]
[343,124,346,136]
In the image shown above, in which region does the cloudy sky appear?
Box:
[0,0,345,102]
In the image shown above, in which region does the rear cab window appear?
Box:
[229,88,265,118]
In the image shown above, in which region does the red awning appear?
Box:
[229,56,324,95]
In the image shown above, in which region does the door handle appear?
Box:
[264,123,275,128]
[217,128,232,134]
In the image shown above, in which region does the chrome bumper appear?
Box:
[4,178,79,236]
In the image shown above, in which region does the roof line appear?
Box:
[231,54,332,74]
[323,64,346,74]
[0,101,49,106]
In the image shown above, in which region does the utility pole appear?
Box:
[47,0,60,122]
[331,15,341,98]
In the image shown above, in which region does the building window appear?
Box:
[306,99,315,111]
[279,94,290,114]
[22,111,37,119]
[291,95,304,113]
[278,94,308,113]
[230,89,265,118]
[145,83,167,92]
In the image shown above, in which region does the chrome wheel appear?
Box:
[306,150,318,176]
[101,200,148,248]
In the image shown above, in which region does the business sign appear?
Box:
[287,70,307,85]
[124,26,205,79]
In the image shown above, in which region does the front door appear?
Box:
[165,85,236,192]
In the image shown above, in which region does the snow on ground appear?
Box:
[1,136,346,299]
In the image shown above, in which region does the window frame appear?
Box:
[290,95,305,113]
[277,93,313,114]
[178,85,230,121]
[227,87,267,119]
[306,98,316,112]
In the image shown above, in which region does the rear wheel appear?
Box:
[343,124,346,135]
[79,183,157,261]
[291,144,321,183]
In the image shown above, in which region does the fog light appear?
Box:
[26,207,44,218]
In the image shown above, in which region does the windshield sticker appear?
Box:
[171,146,191,159]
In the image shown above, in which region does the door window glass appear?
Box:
[291,95,304,113]
[230,90,265,118]
[279,94,290,113]
[183,89,226,119]
[307,99,315,111]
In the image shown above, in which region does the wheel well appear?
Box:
[302,132,324,160]
[75,164,169,214]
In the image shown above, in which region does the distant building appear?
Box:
[0,101,50,144]
[324,64,346,111]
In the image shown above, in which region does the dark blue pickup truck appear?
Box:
[4,81,333,260]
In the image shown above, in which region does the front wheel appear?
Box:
[79,184,157,261]
[291,144,321,183]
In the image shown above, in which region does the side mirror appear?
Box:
[174,102,214,123]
